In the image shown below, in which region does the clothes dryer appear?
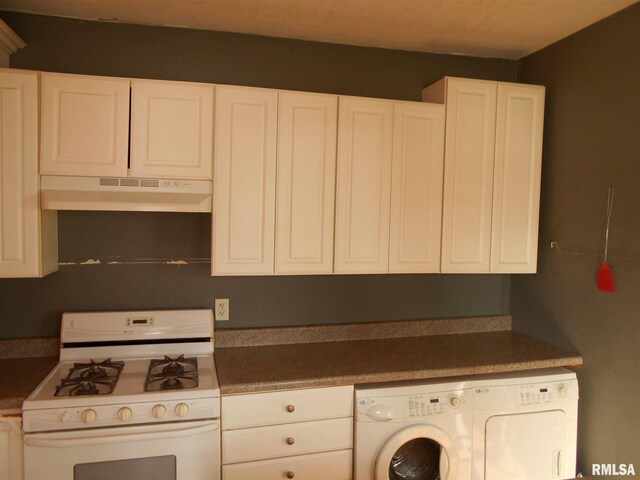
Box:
[471,368,579,480]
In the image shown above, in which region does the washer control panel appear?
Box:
[406,391,470,417]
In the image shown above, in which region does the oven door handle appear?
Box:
[24,421,219,448]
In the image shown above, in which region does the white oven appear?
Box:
[24,419,220,479]
[22,309,221,480]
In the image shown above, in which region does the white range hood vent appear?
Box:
[40,175,212,213]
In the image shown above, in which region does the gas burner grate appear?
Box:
[145,355,199,392]
[54,358,124,396]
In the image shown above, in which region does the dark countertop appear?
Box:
[0,357,57,410]
[215,330,583,395]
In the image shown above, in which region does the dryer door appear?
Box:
[485,410,566,479]
[375,425,458,480]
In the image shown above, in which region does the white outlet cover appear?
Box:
[215,298,229,321]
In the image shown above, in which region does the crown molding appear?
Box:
[0,18,26,56]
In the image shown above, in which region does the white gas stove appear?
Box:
[22,309,221,480]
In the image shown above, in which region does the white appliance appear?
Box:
[40,175,213,212]
[355,379,473,480]
[22,309,221,480]
[471,368,579,480]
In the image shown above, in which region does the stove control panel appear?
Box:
[23,397,220,433]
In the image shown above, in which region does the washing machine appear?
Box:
[470,368,579,480]
[355,378,473,480]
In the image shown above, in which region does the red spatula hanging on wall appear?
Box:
[597,186,615,292]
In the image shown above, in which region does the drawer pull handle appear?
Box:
[286,472,295,479]
[286,437,295,445]
[286,405,295,413]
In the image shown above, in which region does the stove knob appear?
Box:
[152,405,167,419]
[117,407,132,422]
[81,409,97,424]
[175,403,189,417]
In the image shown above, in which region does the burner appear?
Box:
[163,362,185,377]
[54,358,124,397]
[71,381,99,396]
[145,355,198,392]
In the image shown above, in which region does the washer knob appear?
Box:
[557,385,567,398]
[449,396,460,408]
[81,409,97,424]
[152,404,167,419]
[117,407,132,422]
[175,403,189,417]
[60,412,71,423]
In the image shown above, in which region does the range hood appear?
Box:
[40,175,212,213]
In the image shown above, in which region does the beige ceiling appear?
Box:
[0,0,637,59]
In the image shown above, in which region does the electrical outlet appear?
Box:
[215,298,229,321]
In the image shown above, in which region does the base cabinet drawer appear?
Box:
[222,386,353,429]
[222,417,353,464]
[222,449,352,480]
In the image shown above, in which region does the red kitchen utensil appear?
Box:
[597,187,615,292]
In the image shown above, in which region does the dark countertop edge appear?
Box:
[219,355,584,395]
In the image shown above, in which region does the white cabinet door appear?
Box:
[130,80,214,179]
[275,91,337,274]
[40,72,130,177]
[1,414,24,480]
[389,101,445,273]
[212,85,278,275]
[440,78,497,273]
[0,69,57,278]
[491,83,545,273]
[334,96,393,273]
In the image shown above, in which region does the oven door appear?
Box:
[24,420,220,480]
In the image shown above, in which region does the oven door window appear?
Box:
[74,455,176,480]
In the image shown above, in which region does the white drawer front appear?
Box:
[222,386,353,429]
[222,418,353,464]
[222,449,352,480]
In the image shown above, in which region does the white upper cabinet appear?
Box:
[334,96,394,274]
[491,83,545,273]
[423,76,545,274]
[424,77,497,273]
[275,91,338,274]
[212,85,278,275]
[0,69,57,278]
[40,72,130,177]
[130,79,214,179]
[389,101,445,273]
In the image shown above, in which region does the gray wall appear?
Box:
[513,3,640,473]
[0,12,515,339]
